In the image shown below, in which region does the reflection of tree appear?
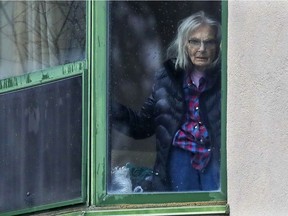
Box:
[0,1,85,78]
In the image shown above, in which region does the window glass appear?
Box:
[0,1,85,79]
[0,76,82,213]
[108,1,222,193]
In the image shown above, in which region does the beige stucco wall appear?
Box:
[228,1,288,216]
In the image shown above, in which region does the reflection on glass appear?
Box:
[109,1,222,193]
[0,1,86,79]
[0,76,82,212]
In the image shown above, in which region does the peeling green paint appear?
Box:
[0,61,85,94]
[62,61,86,75]
[42,73,50,80]
[0,77,19,90]
[85,204,229,216]
[26,74,32,83]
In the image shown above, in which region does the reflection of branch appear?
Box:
[52,2,74,64]
[56,2,73,41]
[72,4,85,47]
[0,1,86,72]
[39,2,77,64]
[0,1,26,72]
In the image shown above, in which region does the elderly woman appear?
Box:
[112,11,221,191]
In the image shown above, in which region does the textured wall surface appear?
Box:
[228,1,288,216]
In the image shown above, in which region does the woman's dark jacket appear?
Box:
[112,59,221,191]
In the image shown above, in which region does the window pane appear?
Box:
[108,1,222,193]
[0,1,86,79]
[0,76,82,213]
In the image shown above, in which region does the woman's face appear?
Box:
[186,24,218,71]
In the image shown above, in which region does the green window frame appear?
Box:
[0,0,228,215]
[90,0,228,215]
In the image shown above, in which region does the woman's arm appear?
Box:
[111,93,156,139]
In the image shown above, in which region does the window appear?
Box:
[92,0,228,214]
[0,0,228,215]
[108,0,223,194]
[0,1,86,215]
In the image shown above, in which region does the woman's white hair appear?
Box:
[167,11,221,71]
